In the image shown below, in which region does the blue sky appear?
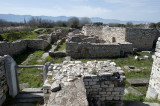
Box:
[0,0,159,22]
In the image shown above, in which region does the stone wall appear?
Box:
[25,39,49,50]
[0,56,8,106]
[0,39,49,56]
[66,42,121,58]
[66,36,133,58]
[125,28,158,51]
[0,40,27,56]
[146,38,160,100]
[82,24,160,51]
[0,29,69,56]
[83,72,125,102]
[82,24,103,37]
[102,26,126,43]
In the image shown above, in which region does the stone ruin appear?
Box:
[0,28,69,56]
[66,34,133,58]
[65,24,160,58]
[146,37,160,100]
[43,60,125,106]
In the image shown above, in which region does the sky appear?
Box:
[0,0,160,22]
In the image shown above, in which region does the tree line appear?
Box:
[0,17,160,33]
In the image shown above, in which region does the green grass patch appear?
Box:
[44,56,64,64]
[54,27,71,29]
[18,68,43,88]
[17,50,44,88]
[72,52,153,68]
[124,93,160,104]
[124,93,145,102]
[125,69,151,79]
[0,31,38,42]
[58,42,66,51]
[24,50,45,65]
[133,86,148,94]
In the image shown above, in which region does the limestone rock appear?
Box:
[51,81,61,92]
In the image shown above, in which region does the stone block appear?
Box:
[106,88,113,91]
[83,79,92,82]
[114,87,124,91]
[112,92,119,95]
[93,79,99,81]
[106,97,113,100]
[113,97,120,100]
[89,82,96,85]
[146,87,158,99]
[99,92,106,95]
[107,92,111,95]
[92,85,100,88]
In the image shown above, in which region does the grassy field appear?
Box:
[0,31,38,42]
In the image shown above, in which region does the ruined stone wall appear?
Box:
[82,25,103,36]
[83,72,125,102]
[146,38,160,100]
[51,29,69,43]
[0,40,27,56]
[25,39,49,50]
[43,61,125,105]
[66,42,121,58]
[82,24,159,51]
[101,27,126,43]
[125,28,157,51]
[0,37,52,56]
[0,56,8,106]
[120,42,133,53]
[0,39,49,56]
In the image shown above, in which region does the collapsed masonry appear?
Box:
[66,24,160,58]
[43,60,125,106]
[146,37,160,100]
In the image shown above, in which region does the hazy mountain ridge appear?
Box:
[0,14,151,24]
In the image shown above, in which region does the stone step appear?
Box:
[15,93,43,99]
[127,78,149,86]
[124,87,143,96]
[10,103,36,106]
[14,98,43,103]
[21,88,43,93]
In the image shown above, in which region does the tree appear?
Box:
[80,17,91,27]
[126,22,133,27]
[68,17,80,28]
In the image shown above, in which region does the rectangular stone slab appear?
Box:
[21,88,43,93]
[127,78,149,86]
[14,98,43,103]
[16,93,43,99]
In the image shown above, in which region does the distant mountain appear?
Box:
[0,14,151,24]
